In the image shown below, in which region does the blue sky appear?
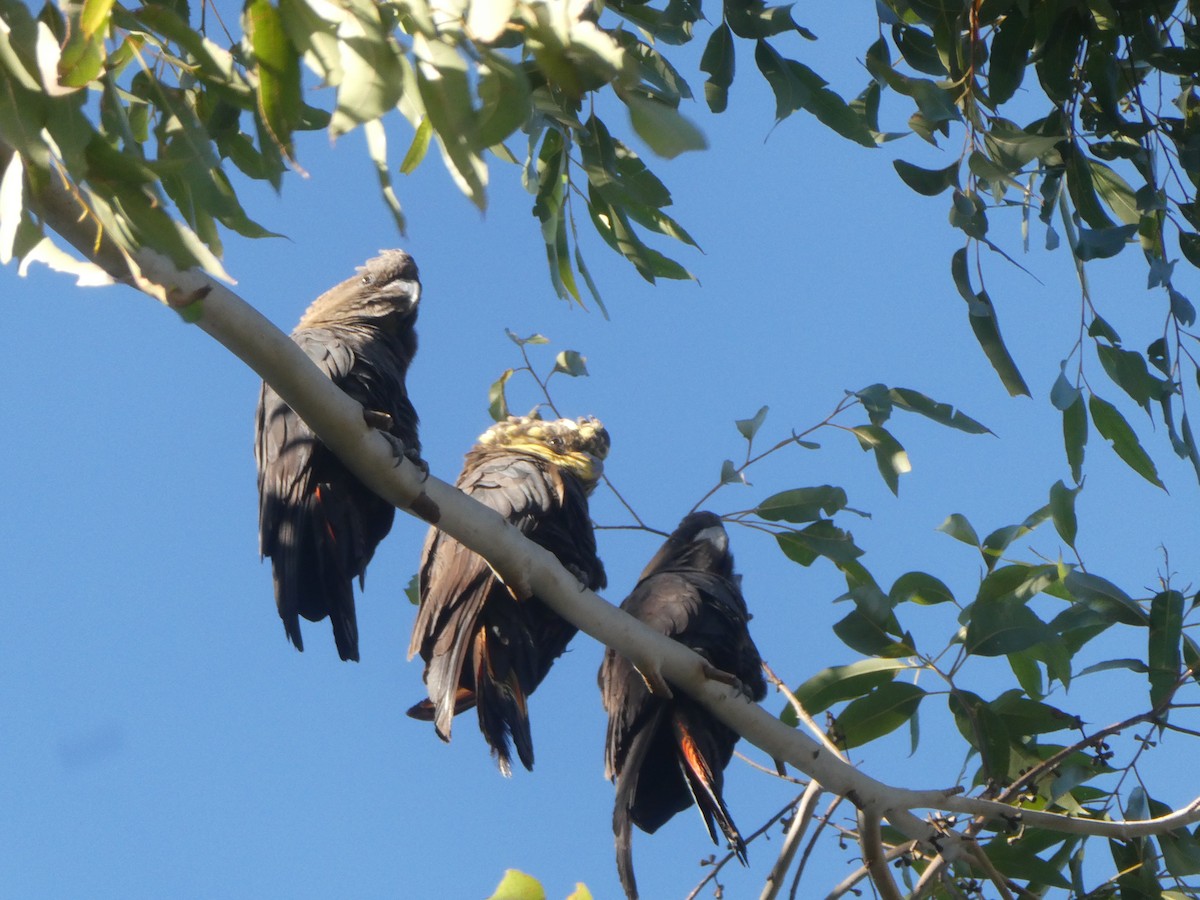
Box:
[2,4,1198,899]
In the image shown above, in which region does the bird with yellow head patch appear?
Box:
[407,414,609,774]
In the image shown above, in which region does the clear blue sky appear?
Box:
[2,5,1197,899]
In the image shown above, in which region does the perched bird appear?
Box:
[255,249,421,662]
[599,511,766,900]
[408,414,609,774]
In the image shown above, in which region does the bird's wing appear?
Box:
[255,327,356,546]
[409,454,558,741]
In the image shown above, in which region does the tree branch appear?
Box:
[10,136,1200,868]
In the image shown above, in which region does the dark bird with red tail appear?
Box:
[408,414,608,775]
[255,249,421,661]
[598,511,766,900]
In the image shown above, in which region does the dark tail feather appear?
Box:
[330,599,359,662]
[280,606,305,653]
[406,688,477,725]
[672,714,748,864]
[272,518,306,653]
[613,800,639,900]
[270,498,360,661]
[472,627,534,774]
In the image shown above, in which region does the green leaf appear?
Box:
[586,185,696,283]
[855,384,892,425]
[786,659,910,721]
[0,150,23,265]
[246,0,302,160]
[850,424,910,495]
[1087,314,1122,344]
[948,690,1011,784]
[1157,805,1200,878]
[1149,590,1184,708]
[725,1,808,39]
[950,250,1030,397]
[775,521,863,566]
[1179,232,1200,268]
[1050,364,1081,411]
[475,56,531,148]
[1062,570,1146,627]
[699,22,734,113]
[415,35,487,208]
[1077,658,1148,677]
[893,159,959,196]
[937,513,980,547]
[735,405,768,442]
[757,485,847,523]
[833,609,914,658]
[58,16,106,88]
[890,571,955,606]
[754,40,807,122]
[987,11,1032,104]
[831,682,926,750]
[720,459,747,486]
[400,117,433,175]
[1096,344,1165,413]
[1075,223,1138,261]
[893,24,946,76]
[487,869,545,900]
[1049,479,1079,548]
[889,387,991,434]
[622,91,706,159]
[505,330,549,347]
[1109,835,1161,899]
[976,563,1057,605]
[785,59,875,148]
[1090,159,1140,225]
[404,572,420,606]
[983,120,1063,171]
[363,119,405,233]
[1065,144,1116,229]
[81,0,116,36]
[1088,394,1165,489]
[949,189,988,238]
[965,596,1056,657]
[984,839,1072,890]
[488,368,513,421]
[993,694,1080,737]
[466,0,516,43]
[1063,394,1087,484]
[552,350,588,377]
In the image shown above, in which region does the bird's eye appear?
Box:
[549,436,566,453]
[361,274,373,285]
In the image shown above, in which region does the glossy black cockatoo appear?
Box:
[408,414,609,774]
[599,511,766,899]
[255,249,421,661]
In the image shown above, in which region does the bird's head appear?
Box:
[479,414,610,489]
[299,249,421,329]
[639,511,734,580]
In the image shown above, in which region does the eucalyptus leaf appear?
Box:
[1088,394,1165,489]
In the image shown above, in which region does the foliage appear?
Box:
[4,0,1200,898]
[3,0,1199,478]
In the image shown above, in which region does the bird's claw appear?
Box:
[702,661,753,699]
[363,408,394,430]
[405,446,430,482]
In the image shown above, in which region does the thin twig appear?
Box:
[760,781,823,900]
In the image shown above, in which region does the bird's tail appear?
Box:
[472,624,535,775]
[671,710,748,864]
[613,800,639,900]
[270,507,360,662]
